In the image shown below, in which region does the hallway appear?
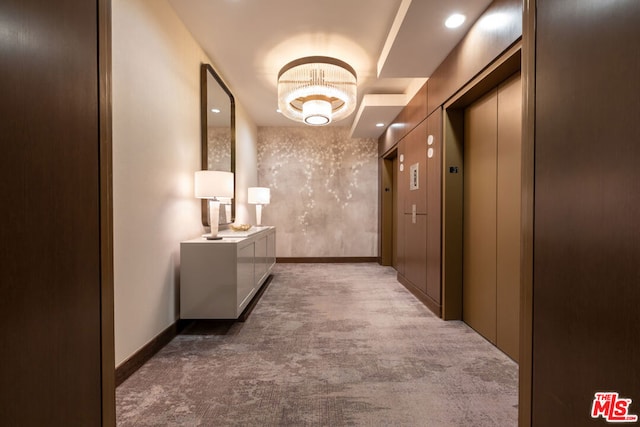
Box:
[116,263,517,426]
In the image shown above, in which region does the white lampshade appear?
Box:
[248,187,270,205]
[194,171,234,199]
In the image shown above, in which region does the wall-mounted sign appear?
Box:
[410,163,419,190]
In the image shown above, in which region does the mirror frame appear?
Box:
[200,63,236,226]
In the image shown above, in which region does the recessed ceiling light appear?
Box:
[376,123,385,127]
[276,109,281,113]
[445,13,466,29]
[211,108,221,113]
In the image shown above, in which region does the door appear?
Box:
[463,89,499,344]
[392,155,398,268]
[463,72,521,361]
[379,154,395,267]
[495,73,522,360]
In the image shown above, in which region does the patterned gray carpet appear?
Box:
[117,263,518,426]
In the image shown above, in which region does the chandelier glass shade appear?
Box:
[277,56,357,126]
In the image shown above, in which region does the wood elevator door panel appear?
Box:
[496,73,522,361]
[462,74,522,358]
[404,213,428,294]
[463,89,498,344]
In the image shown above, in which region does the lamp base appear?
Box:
[203,234,223,240]
[208,199,221,240]
[255,204,263,226]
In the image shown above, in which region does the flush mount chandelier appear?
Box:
[277,56,357,126]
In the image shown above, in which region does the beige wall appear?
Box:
[112,0,257,365]
[257,127,378,257]
[111,0,373,365]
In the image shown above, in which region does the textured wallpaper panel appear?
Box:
[257,127,378,258]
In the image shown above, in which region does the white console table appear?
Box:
[180,226,276,319]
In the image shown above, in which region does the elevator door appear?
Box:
[392,155,398,269]
[463,72,521,361]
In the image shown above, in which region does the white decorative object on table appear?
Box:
[230,223,252,232]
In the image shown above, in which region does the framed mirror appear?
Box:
[201,63,235,226]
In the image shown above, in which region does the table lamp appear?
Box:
[248,187,270,226]
[195,170,234,239]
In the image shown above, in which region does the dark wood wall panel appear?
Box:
[395,198,406,276]
[99,0,116,422]
[392,109,442,315]
[392,156,399,269]
[379,82,427,156]
[395,137,408,277]
[403,214,428,294]
[395,120,429,298]
[379,110,404,156]
[427,0,521,117]
[426,109,442,305]
[402,121,428,214]
[533,0,640,424]
[0,0,108,424]
[396,137,408,225]
[404,83,428,139]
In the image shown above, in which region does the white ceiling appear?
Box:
[168,0,492,139]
